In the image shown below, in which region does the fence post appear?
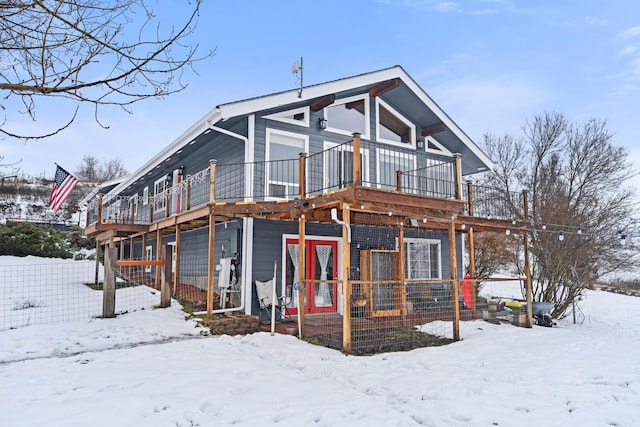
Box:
[160,245,172,308]
[103,247,117,318]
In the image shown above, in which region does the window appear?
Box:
[128,194,138,221]
[376,98,415,147]
[404,238,441,280]
[153,177,167,212]
[266,129,308,199]
[324,95,369,138]
[376,148,416,191]
[323,142,370,191]
[142,187,149,206]
[263,106,309,127]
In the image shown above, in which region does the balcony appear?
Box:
[84,134,525,237]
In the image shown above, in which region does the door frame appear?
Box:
[281,233,343,315]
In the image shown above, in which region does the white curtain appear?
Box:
[315,245,333,307]
[287,243,299,308]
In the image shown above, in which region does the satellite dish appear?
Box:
[292,60,299,74]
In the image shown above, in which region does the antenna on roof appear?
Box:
[292,57,303,98]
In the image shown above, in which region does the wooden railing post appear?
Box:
[185,176,192,211]
[466,180,474,216]
[298,215,306,336]
[97,193,103,224]
[454,153,463,200]
[352,133,361,187]
[298,152,307,199]
[395,170,402,192]
[209,159,217,204]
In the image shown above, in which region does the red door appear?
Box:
[285,238,339,314]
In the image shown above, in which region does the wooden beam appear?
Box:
[310,94,336,111]
[468,227,477,319]
[421,122,447,137]
[369,78,400,98]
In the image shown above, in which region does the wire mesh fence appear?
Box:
[0,259,102,331]
[0,257,169,332]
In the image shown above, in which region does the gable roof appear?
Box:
[110,65,492,195]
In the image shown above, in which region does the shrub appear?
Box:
[0,222,73,258]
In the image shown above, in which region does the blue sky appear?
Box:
[2,0,639,187]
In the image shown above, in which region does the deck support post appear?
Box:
[174,224,181,295]
[449,217,461,341]
[207,160,217,318]
[523,190,533,327]
[398,224,407,321]
[341,204,352,353]
[297,215,306,336]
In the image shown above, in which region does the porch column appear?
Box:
[174,224,181,295]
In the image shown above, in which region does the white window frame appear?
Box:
[145,245,153,273]
[322,141,370,191]
[153,177,167,213]
[262,106,310,128]
[323,94,370,139]
[376,148,416,191]
[265,128,309,200]
[168,241,177,275]
[403,237,442,280]
[424,135,453,156]
[375,98,416,148]
[142,187,149,206]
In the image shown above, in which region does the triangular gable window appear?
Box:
[425,136,452,156]
[263,106,309,127]
[375,98,415,148]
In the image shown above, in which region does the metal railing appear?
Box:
[87,135,479,227]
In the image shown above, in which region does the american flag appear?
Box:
[49,165,79,213]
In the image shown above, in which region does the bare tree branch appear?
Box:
[0,0,214,139]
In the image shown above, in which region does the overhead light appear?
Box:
[461,221,465,229]
[423,215,428,223]
[558,232,564,241]
[505,227,511,236]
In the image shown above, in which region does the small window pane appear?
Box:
[326,99,366,134]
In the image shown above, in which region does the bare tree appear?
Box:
[483,112,638,318]
[0,0,212,140]
[75,155,128,182]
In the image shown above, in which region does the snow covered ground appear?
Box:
[1,256,639,427]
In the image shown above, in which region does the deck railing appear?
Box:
[87,134,510,227]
